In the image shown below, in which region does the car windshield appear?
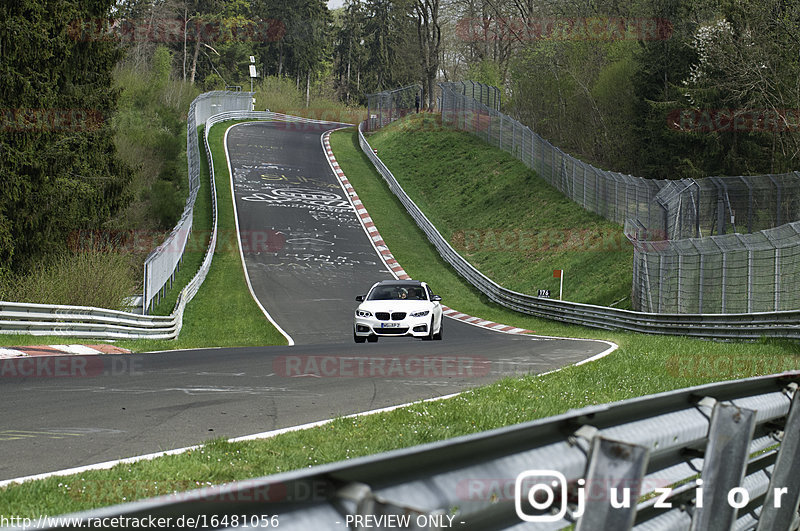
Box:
[367,285,426,301]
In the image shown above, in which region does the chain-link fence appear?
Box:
[365,85,421,132]
[629,220,800,313]
[440,81,500,111]
[439,82,800,314]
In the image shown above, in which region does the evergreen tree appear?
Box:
[0,0,132,274]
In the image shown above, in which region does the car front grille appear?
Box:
[391,312,406,320]
[375,312,390,321]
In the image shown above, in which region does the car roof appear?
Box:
[373,279,423,286]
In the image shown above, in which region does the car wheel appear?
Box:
[354,330,366,343]
[422,317,434,341]
[433,317,442,340]
[367,335,379,343]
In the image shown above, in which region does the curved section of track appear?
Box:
[0,118,612,482]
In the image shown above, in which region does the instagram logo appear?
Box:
[514,470,570,522]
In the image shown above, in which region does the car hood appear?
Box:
[358,300,434,313]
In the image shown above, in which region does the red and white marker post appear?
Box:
[553,269,564,300]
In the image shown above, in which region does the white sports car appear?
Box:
[354,280,443,342]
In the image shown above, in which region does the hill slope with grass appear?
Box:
[366,113,633,308]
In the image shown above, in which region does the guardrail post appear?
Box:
[575,436,649,531]
[690,400,757,531]
[512,120,516,156]
[756,384,800,530]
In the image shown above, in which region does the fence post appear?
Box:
[499,113,503,149]
[677,250,683,312]
[698,251,705,314]
[575,436,649,531]
[583,166,588,209]
[740,176,753,233]
[690,400,757,531]
[512,120,516,155]
[721,252,727,313]
[756,384,800,530]
[748,248,753,313]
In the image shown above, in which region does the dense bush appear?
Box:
[0,251,138,310]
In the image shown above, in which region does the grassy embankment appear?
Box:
[2,113,798,518]
[364,112,633,308]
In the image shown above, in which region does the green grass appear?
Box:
[2,119,799,519]
[366,113,633,307]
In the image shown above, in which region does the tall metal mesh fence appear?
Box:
[629,221,800,313]
[440,81,500,111]
[365,85,421,131]
[439,82,800,314]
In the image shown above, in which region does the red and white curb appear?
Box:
[321,130,535,336]
[0,344,130,359]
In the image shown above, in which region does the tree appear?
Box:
[332,0,368,103]
[0,0,132,274]
[414,0,442,108]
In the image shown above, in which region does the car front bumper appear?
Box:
[354,316,432,338]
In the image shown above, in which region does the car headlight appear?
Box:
[356,309,373,318]
[410,310,430,317]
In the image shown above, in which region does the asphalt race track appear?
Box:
[0,119,609,481]
[225,121,394,344]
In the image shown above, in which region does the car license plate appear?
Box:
[381,323,401,328]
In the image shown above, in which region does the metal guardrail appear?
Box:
[357,122,800,340]
[35,373,800,530]
[0,301,178,339]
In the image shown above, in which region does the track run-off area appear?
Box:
[0,119,611,482]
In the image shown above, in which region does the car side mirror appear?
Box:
[431,295,442,302]
[355,295,364,302]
